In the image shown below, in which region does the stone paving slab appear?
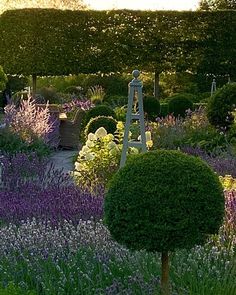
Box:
[49,150,78,174]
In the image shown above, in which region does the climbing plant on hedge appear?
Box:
[105,150,224,295]
[207,82,236,130]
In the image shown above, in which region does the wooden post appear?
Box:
[154,70,160,99]
[32,73,37,99]
[161,251,170,295]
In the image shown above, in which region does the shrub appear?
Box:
[168,94,194,117]
[159,103,169,117]
[207,83,236,130]
[0,283,36,295]
[105,150,224,251]
[114,106,126,122]
[75,123,153,191]
[0,127,51,157]
[105,150,224,293]
[103,95,128,107]
[38,86,60,104]
[4,97,59,148]
[0,153,103,224]
[143,96,160,121]
[64,85,83,95]
[74,127,122,190]
[84,116,117,139]
[84,104,116,127]
[182,146,236,178]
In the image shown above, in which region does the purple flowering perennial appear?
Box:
[0,153,103,225]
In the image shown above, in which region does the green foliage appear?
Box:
[103,95,128,108]
[150,108,229,153]
[38,87,60,104]
[0,127,50,157]
[84,116,117,139]
[198,0,236,10]
[64,85,82,95]
[143,96,160,121]
[160,103,169,117]
[0,9,235,83]
[193,102,207,110]
[7,75,29,93]
[160,72,199,98]
[74,126,122,190]
[0,65,7,92]
[84,105,116,127]
[207,82,236,130]
[87,85,105,105]
[114,106,127,122]
[0,282,36,295]
[168,94,194,117]
[105,150,224,252]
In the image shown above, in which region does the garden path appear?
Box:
[49,150,78,174]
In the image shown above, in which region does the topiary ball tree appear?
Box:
[84,116,117,139]
[105,150,224,295]
[143,96,161,121]
[168,95,193,117]
[207,83,236,131]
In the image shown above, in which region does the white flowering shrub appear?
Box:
[74,122,153,190]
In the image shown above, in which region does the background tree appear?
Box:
[0,0,88,13]
[198,0,236,10]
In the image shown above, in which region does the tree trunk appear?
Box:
[154,70,160,99]
[161,251,170,295]
[32,73,37,99]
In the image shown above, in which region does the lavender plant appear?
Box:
[182,146,236,178]
[0,153,103,224]
[0,218,234,295]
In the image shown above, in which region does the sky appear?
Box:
[84,0,200,11]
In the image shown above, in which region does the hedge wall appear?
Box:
[0,9,235,79]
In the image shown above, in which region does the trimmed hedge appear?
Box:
[0,9,235,81]
[84,105,116,127]
[84,116,117,138]
[105,150,224,252]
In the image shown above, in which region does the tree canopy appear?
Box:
[199,0,236,10]
[0,0,88,14]
[0,9,235,81]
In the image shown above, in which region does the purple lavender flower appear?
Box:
[0,153,103,224]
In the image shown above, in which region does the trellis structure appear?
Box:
[120,70,147,168]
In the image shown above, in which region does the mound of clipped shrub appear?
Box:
[84,104,116,127]
[207,83,236,130]
[84,116,117,138]
[143,96,160,121]
[168,94,194,117]
[105,150,224,252]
